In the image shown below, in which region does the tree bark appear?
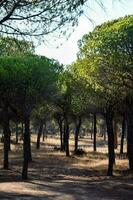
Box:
[120,116,125,155]
[126,110,133,170]
[20,122,24,140]
[3,103,10,169]
[74,116,82,152]
[16,121,19,144]
[63,121,66,151]
[8,129,11,151]
[36,120,43,149]
[65,118,69,157]
[91,117,93,140]
[58,120,63,151]
[114,121,118,149]
[93,114,97,152]
[105,108,115,176]
[22,116,30,180]
[42,121,46,141]
[27,121,32,162]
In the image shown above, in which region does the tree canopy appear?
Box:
[0,37,34,55]
[0,0,87,39]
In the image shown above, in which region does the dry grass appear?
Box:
[0,134,132,200]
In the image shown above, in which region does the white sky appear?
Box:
[35,0,133,65]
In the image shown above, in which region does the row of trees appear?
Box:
[0,14,132,180]
[0,38,62,179]
[70,15,133,175]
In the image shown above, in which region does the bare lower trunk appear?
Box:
[65,118,69,157]
[22,116,30,180]
[59,121,63,151]
[3,103,10,170]
[20,122,24,140]
[74,116,82,152]
[42,121,46,142]
[120,117,125,155]
[127,110,133,170]
[63,121,66,151]
[36,120,43,149]
[93,114,97,152]
[91,118,93,140]
[114,121,118,149]
[16,121,19,144]
[105,108,115,176]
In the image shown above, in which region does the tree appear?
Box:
[0,55,61,179]
[76,15,133,174]
[55,71,74,156]
[0,37,34,56]
[70,59,102,152]
[32,102,55,149]
[0,37,34,169]
[0,0,87,39]
[54,111,64,151]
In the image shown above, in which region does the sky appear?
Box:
[35,0,133,65]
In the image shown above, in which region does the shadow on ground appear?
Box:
[0,137,133,200]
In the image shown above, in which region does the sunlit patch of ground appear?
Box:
[0,134,132,199]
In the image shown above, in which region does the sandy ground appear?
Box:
[0,134,133,200]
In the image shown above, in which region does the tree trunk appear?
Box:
[22,116,30,180]
[114,121,118,149]
[58,120,63,151]
[91,117,93,140]
[63,121,66,151]
[103,120,106,141]
[126,110,133,170]
[16,121,19,144]
[42,121,46,142]
[104,131,106,141]
[120,117,125,155]
[27,121,32,162]
[105,108,115,176]
[93,114,97,152]
[3,103,10,169]
[36,120,43,149]
[20,122,24,140]
[8,129,11,151]
[74,116,82,151]
[65,118,69,157]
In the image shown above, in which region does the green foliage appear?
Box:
[0,0,87,40]
[0,37,34,56]
[0,55,62,116]
[74,15,133,109]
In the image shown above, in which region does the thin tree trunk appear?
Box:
[93,114,97,152]
[20,122,24,140]
[8,129,11,151]
[42,121,46,142]
[91,117,93,140]
[74,116,82,152]
[104,131,106,141]
[22,116,30,180]
[114,121,118,149]
[65,118,69,157]
[127,110,133,170]
[105,108,115,176]
[120,117,125,155]
[103,120,106,141]
[3,103,10,169]
[36,120,43,149]
[27,121,32,162]
[59,120,63,150]
[16,121,19,144]
[63,121,66,151]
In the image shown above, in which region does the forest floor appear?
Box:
[0,134,133,200]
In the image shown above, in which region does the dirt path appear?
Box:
[0,136,133,200]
